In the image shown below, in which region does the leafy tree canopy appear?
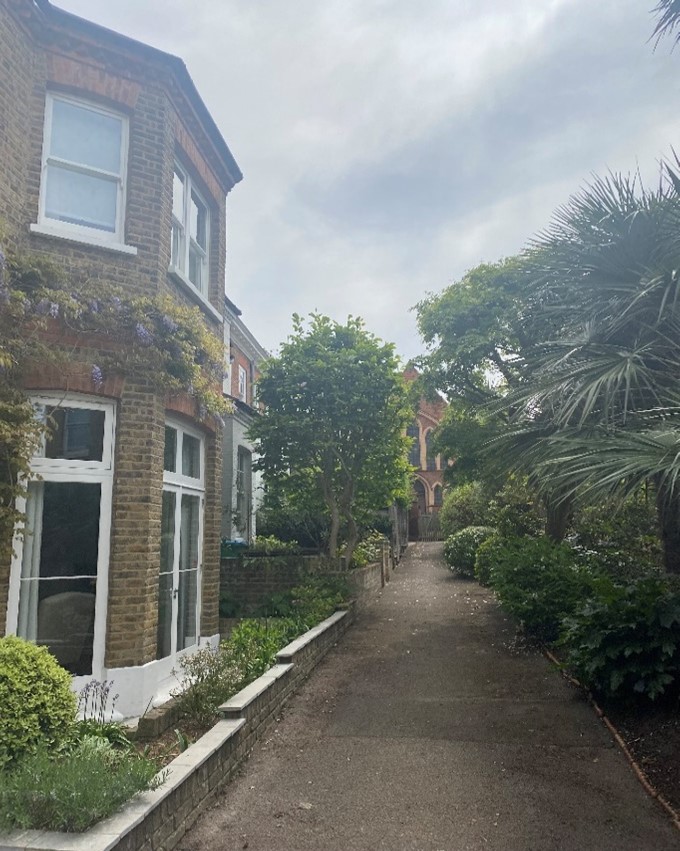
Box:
[249,313,412,562]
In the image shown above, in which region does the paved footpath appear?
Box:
[181,543,679,851]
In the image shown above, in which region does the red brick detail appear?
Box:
[173,114,224,205]
[22,363,125,399]
[47,54,141,109]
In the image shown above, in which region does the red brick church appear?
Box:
[403,367,447,540]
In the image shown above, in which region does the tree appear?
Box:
[652,0,680,47]
[249,314,412,563]
[498,171,680,570]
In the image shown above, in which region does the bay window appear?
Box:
[171,163,210,295]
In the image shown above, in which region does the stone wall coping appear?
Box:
[0,718,247,851]
[276,610,348,663]
[217,663,293,718]
[0,608,355,851]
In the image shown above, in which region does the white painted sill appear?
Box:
[29,223,138,256]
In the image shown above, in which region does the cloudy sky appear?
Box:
[57,0,680,361]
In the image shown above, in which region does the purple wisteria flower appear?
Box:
[110,296,122,312]
[34,298,50,316]
[49,302,59,319]
[91,365,104,389]
[88,299,100,314]
[198,403,207,420]
[161,314,178,333]
[135,322,154,346]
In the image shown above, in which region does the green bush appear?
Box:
[289,575,349,626]
[350,530,387,568]
[0,636,76,768]
[439,482,490,538]
[444,526,496,578]
[488,536,597,641]
[560,576,680,702]
[0,738,162,832]
[473,533,505,586]
[570,495,662,581]
[487,476,544,538]
[173,644,242,726]
[251,535,301,554]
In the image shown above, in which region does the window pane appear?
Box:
[190,191,207,248]
[177,494,200,651]
[51,99,122,174]
[181,434,200,478]
[18,480,100,675]
[157,571,173,660]
[188,244,204,290]
[157,491,176,660]
[42,407,105,461]
[45,164,117,232]
[164,427,177,472]
[160,491,176,574]
[171,222,185,271]
[172,169,185,221]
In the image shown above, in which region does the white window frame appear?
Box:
[238,365,247,403]
[159,419,205,662]
[169,162,210,297]
[6,395,116,685]
[33,93,130,250]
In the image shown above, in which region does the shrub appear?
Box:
[560,576,680,702]
[488,536,598,641]
[570,494,662,581]
[0,636,76,768]
[487,476,544,538]
[439,482,490,538]
[444,526,496,578]
[350,530,388,568]
[173,644,242,726]
[0,739,162,832]
[251,535,301,554]
[289,575,349,626]
[473,533,505,586]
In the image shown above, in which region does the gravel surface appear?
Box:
[179,542,679,851]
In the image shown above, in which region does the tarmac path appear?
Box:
[180,542,679,851]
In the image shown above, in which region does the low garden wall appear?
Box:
[0,610,353,851]
[220,548,392,616]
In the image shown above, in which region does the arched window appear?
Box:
[407,423,420,468]
[425,431,436,471]
[413,479,427,514]
[433,484,443,507]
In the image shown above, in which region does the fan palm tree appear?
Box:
[652,0,680,47]
[496,170,680,571]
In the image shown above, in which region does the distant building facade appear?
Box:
[222,297,268,543]
[404,367,447,539]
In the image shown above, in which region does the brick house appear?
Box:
[0,0,242,716]
[403,367,447,538]
[222,297,268,543]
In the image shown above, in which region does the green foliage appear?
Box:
[74,679,131,750]
[0,739,162,832]
[473,533,505,586]
[439,481,490,538]
[250,313,412,563]
[177,576,349,724]
[0,636,76,768]
[350,530,388,568]
[251,535,301,554]
[0,243,230,565]
[487,475,545,538]
[444,526,496,578]
[560,577,680,701]
[488,536,598,641]
[570,493,662,581]
[173,643,242,726]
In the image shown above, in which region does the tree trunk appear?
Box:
[543,492,572,543]
[343,512,360,567]
[654,478,680,574]
[320,474,341,558]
